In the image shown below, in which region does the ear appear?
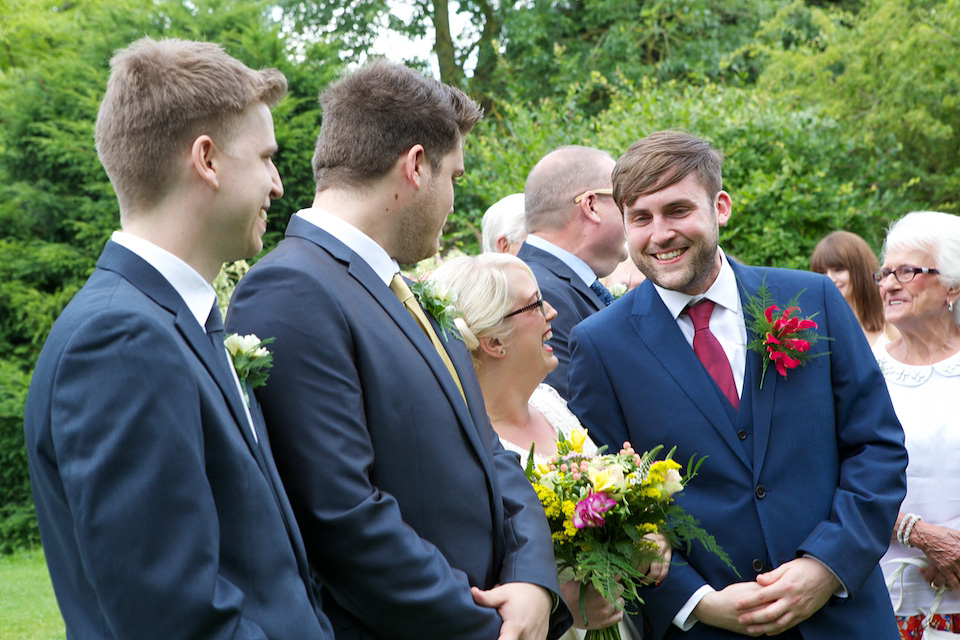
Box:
[495,235,512,254]
[576,192,603,225]
[191,135,219,189]
[478,336,506,359]
[715,190,732,227]
[399,144,426,190]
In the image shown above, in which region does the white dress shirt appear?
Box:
[297,208,399,284]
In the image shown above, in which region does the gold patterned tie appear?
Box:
[390,274,467,404]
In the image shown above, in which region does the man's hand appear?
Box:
[642,532,672,585]
[559,580,623,630]
[693,581,766,635]
[734,557,840,635]
[472,582,552,640]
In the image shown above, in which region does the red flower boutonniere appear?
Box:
[743,279,829,388]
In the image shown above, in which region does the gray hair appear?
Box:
[481,193,526,253]
[428,253,536,367]
[524,146,615,233]
[882,210,960,323]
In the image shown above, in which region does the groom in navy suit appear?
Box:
[24,39,332,639]
[567,131,907,638]
[227,61,570,639]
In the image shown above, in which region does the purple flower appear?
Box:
[572,491,616,529]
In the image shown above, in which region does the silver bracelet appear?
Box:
[899,513,922,547]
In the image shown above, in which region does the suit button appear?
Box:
[737,430,748,440]
[752,559,764,573]
[755,485,766,499]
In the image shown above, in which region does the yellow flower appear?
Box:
[569,428,588,453]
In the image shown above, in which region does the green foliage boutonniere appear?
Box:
[743,280,829,388]
[409,278,463,341]
[224,333,275,405]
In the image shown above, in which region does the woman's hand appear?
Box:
[914,521,960,590]
[559,579,624,630]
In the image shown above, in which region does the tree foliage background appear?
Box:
[0,0,955,551]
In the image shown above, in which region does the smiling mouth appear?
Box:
[654,248,685,261]
[543,329,553,342]
[258,209,268,222]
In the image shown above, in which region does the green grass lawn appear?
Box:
[0,549,64,639]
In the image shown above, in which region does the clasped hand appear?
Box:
[694,557,840,636]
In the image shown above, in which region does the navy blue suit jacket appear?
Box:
[517,242,604,399]
[24,241,331,639]
[568,262,907,639]
[227,216,570,640]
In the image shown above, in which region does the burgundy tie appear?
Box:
[685,299,739,410]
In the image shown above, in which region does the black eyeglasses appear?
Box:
[504,295,545,319]
[873,266,940,284]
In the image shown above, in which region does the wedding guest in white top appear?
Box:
[430,252,669,640]
[810,230,898,346]
[482,193,527,254]
[874,211,960,638]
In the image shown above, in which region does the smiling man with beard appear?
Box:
[567,130,907,639]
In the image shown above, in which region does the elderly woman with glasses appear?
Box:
[429,253,667,640]
[874,211,960,639]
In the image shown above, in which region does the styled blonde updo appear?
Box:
[429,253,536,366]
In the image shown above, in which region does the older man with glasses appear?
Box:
[517,146,628,399]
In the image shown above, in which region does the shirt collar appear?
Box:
[654,249,741,320]
[296,208,400,285]
[525,233,597,286]
[111,230,216,330]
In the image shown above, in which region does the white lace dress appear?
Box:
[498,383,637,640]
[874,343,960,618]
[498,384,600,468]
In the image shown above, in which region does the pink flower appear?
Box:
[573,491,617,529]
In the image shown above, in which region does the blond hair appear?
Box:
[429,254,536,368]
[95,37,287,213]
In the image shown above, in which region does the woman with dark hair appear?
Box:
[811,230,897,346]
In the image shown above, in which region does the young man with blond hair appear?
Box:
[24,37,332,639]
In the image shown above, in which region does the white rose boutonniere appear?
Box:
[608,283,628,300]
[224,333,275,406]
[408,278,463,341]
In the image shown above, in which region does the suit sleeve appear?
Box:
[47,311,268,640]
[227,262,507,640]
[794,278,907,594]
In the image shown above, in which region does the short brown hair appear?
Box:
[612,131,723,211]
[312,59,482,190]
[95,38,287,212]
[810,231,884,332]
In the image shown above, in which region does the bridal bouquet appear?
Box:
[527,432,731,640]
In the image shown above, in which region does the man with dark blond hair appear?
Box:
[517,145,627,399]
[568,130,906,639]
[24,37,332,639]
[228,60,571,640]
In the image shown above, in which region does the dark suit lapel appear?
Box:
[97,241,269,472]
[519,243,603,311]
[629,281,752,470]
[286,218,497,479]
[733,263,779,473]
